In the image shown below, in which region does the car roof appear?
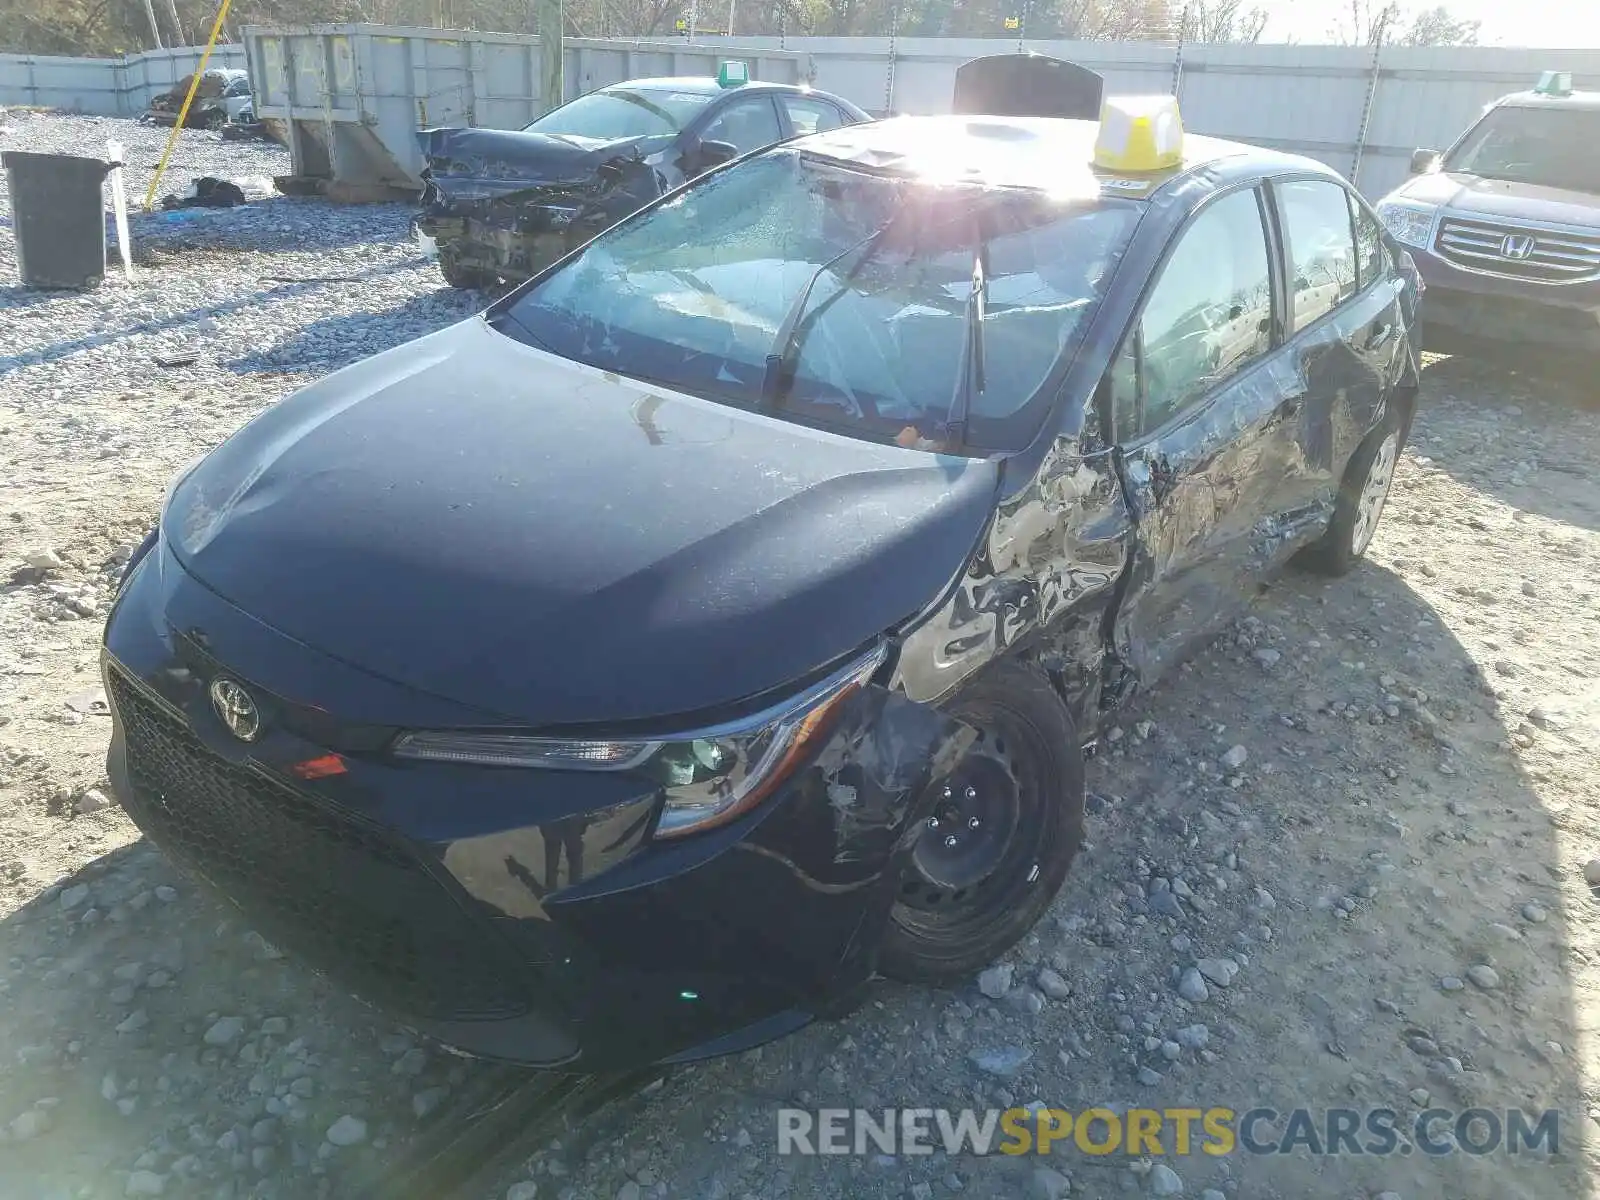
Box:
[606,77,807,96]
[1495,89,1600,111]
[790,114,1326,199]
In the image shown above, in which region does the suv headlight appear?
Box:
[1375,200,1436,250]
[392,642,889,838]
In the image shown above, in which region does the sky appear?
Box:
[1255,0,1600,48]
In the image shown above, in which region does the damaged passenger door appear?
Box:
[1269,176,1398,536]
[1106,184,1304,686]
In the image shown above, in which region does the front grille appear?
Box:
[1434,216,1600,284]
[107,667,531,1022]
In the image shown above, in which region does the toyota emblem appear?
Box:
[209,678,261,742]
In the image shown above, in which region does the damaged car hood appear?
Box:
[164,318,998,727]
[418,126,671,199]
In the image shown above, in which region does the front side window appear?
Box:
[700,97,784,155]
[523,87,716,140]
[1276,179,1358,332]
[1445,105,1600,195]
[783,96,847,137]
[1116,187,1274,439]
[500,149,1141,452]
[1350,193,1391,289]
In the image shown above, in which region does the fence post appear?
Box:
[1171,1,1188,100]
[884,3,898,116]
[539,0,563,113]
[1350,29,1386,191]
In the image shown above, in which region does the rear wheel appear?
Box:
[879,662,1084,984]
[438,252,497,291]
[1299,406,1406,576]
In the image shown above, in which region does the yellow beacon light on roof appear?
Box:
[1094,95,1184,173]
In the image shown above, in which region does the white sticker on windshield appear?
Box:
[1100,177,1152,193]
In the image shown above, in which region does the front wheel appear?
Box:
[879,662,1084,984]
[1298,407,1406,576]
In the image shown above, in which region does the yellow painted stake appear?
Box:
[142,0,235,212]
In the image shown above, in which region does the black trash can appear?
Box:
[2,151,114,289]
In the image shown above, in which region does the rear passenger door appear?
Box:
[1107,185,1305,685]
[1269,177,1405,532]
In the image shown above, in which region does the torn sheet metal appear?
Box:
[890,436,1129,727]
[416,128,680,283]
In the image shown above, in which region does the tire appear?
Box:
[1298,403,1408,577]
[438,252,497,291]
[879,661,1084,984]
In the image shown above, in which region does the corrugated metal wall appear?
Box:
[716,36,1600,195]
[0,45,249,115]
[5,33,1598,198]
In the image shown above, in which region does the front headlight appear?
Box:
[392,642,889,838]
[1375,200,1436,250]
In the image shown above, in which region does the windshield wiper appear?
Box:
[760,220,898,409]
[942,235,989,447]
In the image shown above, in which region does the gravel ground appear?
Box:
[3,112,1600,1200]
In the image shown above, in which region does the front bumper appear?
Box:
[103,541,966,1070]
[1411,250,1600,358]
[415,207,579,282]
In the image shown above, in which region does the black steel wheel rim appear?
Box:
[893,705,1048,934]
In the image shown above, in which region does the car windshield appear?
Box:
[1445,105,1600,194]
[523,87,717,141]
[499,149,1140,451]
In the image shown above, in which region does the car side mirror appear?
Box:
[695,139,739,170]
[1409,148,1441,175]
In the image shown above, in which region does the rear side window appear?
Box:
[1350,193,1391,290]
[1276,179,1358,332]
[1114,187,1274,439]
[783,96,846,136]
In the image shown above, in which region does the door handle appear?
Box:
[1367,323,1395,351]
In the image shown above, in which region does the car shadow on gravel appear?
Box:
[224,290,486,377]
[1419,354,1600,533]
[581,561,1591,1200]
[0,569,1589,1199]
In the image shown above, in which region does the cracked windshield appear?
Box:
[502,149,1139,449]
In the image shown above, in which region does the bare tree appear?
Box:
[1396,4,1479,45]
[1330,0,1400,44]
[1182,0,1267,43]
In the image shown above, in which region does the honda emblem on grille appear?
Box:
[1500,233,1536,261]
[209,678,261,742]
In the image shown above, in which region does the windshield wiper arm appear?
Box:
[942,238,988,446]
[760,220,897,408]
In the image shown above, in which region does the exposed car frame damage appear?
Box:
[417,128,671,284]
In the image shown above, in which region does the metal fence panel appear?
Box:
[7,33,1600,199]
[0,45,246,114]
[238,25,807,189]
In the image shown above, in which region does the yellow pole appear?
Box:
[142,0,235,212]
